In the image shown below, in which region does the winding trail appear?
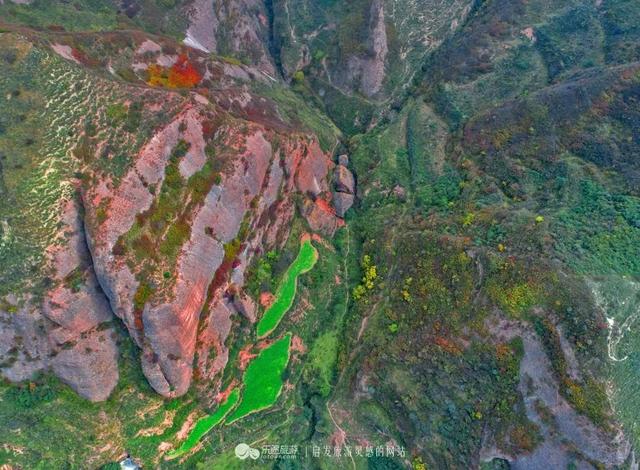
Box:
[324,207,408,466]
[326,225,356,470]
[327,401,356,470]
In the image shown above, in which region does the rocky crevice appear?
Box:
[263,0,285,80]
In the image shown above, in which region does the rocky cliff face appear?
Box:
[0,197,119,402]
[179,0,475,131]
[0,28,348,400]
[83,105,339,397]
[342,0,388,98]
[267,0,474,92]
[185,0,277,76]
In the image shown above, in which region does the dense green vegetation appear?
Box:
[303,331,339,398]
[168,388,240,459]
[0,0,188,38]
[0,0,118,32]
[323,1,639,464]
[256,239,318,338]
[225,334,292,423]
[256,83,342,152]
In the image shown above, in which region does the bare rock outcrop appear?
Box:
[302,197,342,235]
[1,30,344,401]
[185,0,276,76]
[0,197,119,402]
[334,164,355,195]
[332,159,356,217]
[233,292,257,323]
[43,198,120,401]
[345,0,388,97]
[481,316,630,469]
[333,192,355,218]
[0,302,49,383]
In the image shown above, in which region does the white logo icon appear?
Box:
[235,443,260,460]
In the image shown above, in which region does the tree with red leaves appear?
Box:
[147,53,201,88]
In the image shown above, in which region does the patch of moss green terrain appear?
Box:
[168,388,240,459]
[256,239,318,338]
[0,35,113,296]
[226,334,292,423]
[252,82,342,152]
[0,0,188,39]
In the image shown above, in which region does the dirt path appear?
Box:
[325,208,407,463]
[326,225,356,470]
[326,402,356,470]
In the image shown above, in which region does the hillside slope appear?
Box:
[0,0,639,469]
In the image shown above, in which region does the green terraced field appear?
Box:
[167,388,240,459]
[256,239,318,338]
[225,334,292,424]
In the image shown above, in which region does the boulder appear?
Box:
[333,192,354,217]
[50,328,119,402]
[302,198,340,236]
[295,141,333,197]
[233,292,257,324]
[1,197,120,402]
[0,304,49,383]
[393,185,407,200]
[334,164,355,194]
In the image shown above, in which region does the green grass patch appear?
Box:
[0,333,200,468]
[167,388,240,459]
[303,331,339,397]
[256,239,318,338]
[105,103,127,126]
[225,334,292,423]
[0,0,188,38]
[0,0,118,32]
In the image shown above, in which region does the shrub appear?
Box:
[5,382,56,408]
[133,282,154,311]
[147,54,201,88]
[293,70,305,83]
[352,254,377,301]
[105,103,127,126]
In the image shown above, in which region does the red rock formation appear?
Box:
[1,30,345,402]
[0,197,118,402]
[80,95,342,397]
